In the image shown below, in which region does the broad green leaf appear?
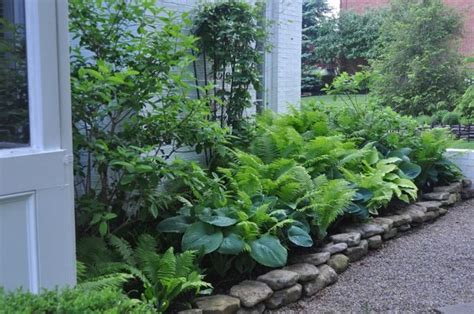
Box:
[182,222,223,254]
[399,161,422,179]
[218,233,245,255]
[250,235,287,267]
[198,215,237,227]
[287,226,313,247]
[157,216,192,233]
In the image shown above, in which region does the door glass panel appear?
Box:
[0,0,29,149]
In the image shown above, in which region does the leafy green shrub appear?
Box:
[77,236,210,313]
[441,112,461,125]
[372,0,466,115]
[0,287,154,313]
[431,110,449,125]
[416,115,432,126]
[69,0,228,237]
[455,85,474,121]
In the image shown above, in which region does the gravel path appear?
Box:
[271,199,474,313]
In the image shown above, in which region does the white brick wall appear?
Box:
[158,0,302,114]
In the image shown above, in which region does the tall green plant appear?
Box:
[69,0,227,236]
[193,1,269,130]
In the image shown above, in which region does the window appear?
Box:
[0,0,29,149]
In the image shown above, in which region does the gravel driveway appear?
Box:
[269,199,474,313]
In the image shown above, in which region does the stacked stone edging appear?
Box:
[187,180,472,314]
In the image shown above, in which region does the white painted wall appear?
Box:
[447,149,474,182]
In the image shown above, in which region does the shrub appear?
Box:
[0,287,155,313]
[455,85,474,121]
[416,115,432,126]
[441,112,461,125]
[431,110,449,125]
[372,0,466,115]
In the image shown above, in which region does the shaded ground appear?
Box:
[270,199,474,313]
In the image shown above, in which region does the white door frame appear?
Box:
[0,0,75,292]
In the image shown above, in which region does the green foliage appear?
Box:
[416,115,432,126]
[69,0,228,236]
[412,128,462,189]
[431,110,450,125]
[455,86,474,121]
[314,10,384,73]
[372,0,466,115]
[441,112,461,125]
[77,235,210,313]
[193,1,268,129]
[0,287,155,313]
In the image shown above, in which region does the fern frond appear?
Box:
[108,235,135,266]
[78,273,133,291]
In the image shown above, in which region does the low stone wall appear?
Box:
[182,179,473,314]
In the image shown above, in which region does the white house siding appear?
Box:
[447,149,474,182]
[158,0,302,113]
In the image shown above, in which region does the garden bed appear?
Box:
[187,180,473,314]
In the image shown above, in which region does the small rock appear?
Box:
[178,309,203,314]
[303,265,338,296]
[415,201,442,212]
[441,193,459,206]
[461,188,474,200]
[265,284,302,309]
[229,280,273,308]
[372,217,394,232]
[367,235,383,249]
[329,232,361,247]
[283,263,319,282]
[398,223,411,232]
[327,254,349,273]
[384,214,412,227]
[439,208,448,215]
[290,252,330,266]
[397,207,426,224]
[433,182,462,193]
[424,210,439,221]
[462,179,472,188]
[382,228,397,240]
[236,303,265,314]
[257,270,299,291]
[341,223,384,239]
[319,242,348,255]
[194,295,240,314]
[423,192,450,201]
[344,239,368,262]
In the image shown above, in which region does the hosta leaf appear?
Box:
[198,215,237,227]
[287,226,313,247]
[345,203,370,220]
[250,235,287,267]
[218,233,245,255]
[182,222,223,254]
[157,216,192,233]
[399,161,422,179]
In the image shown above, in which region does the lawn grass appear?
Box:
[448,139,474,150]
[301,94,368,105]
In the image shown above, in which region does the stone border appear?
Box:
[183,180,473,314]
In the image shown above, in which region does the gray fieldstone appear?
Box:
[320,242,348,255]
[372,217,394,232]
[384,214,412,227]
[433,182,462,194]
[461,188,474,200]
[327,254,349,273]
[178,309,203,314]
[462,179,472,188]
[341,223,384,239]
[194,295,240,314]
[367,235,383,249]
[398,223,411,232]
[265,284,302,309]
[441,193,460,206]
[329,232,361,247]
[439,208,448,215]
[290,252,330,266]
[397,207,426,224]
[423,192,450,201]
[283,263,319,282]
[344,239,368,262]
[382,228,398,240]
[424,210,440,221]
[229,280,273,308]
[415,201,442,212]
[236,303,265,314]
[303,265,338,296]
[257,270,299,291]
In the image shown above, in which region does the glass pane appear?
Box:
[0,0,29,149]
